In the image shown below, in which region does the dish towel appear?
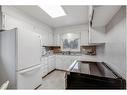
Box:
[0,80,9,90]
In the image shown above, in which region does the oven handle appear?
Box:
[67,60,77,71]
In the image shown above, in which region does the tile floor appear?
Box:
[38,70,66,90]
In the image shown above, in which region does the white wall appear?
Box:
[53,24,88,46]
[1,6,53,46]
[97,6,126,79]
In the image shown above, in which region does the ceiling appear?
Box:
[14,5,89,28]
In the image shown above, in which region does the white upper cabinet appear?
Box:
[88,6,121,44]
[2,13,23,30]
[54,33,61,46]
[80,30,89,45]
[89,26,106,44]
[88,6,106,44]
[41,31,54,46]
[88,6,94,24]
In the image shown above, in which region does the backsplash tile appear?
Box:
[43,45,96,56]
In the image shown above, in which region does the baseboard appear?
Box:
[34,84,42,90]
[55,69,67,72]
[42,69,67,79]
[42,69,56,79]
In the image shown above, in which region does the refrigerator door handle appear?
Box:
[18,64,41,74]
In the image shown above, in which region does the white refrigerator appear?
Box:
[0,28,43,89]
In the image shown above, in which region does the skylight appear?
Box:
[39,5,66,18]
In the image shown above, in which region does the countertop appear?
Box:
[68,61,116,78]
[41,54,102,62]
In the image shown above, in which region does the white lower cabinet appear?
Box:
[55,55,79,71]
[41,55,55,77]
[41,66,47,77]
[61,56,73,70]
[41,57,48,77]
[55,55,63,70]
[48,55,55,72]
[41,55,79,77]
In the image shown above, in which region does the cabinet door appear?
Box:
[81,31,89,45]
[42,57,48,76]
[41,64,47,78]
[62,56,72,70]
[60,56,78,70]
[47,57,51,72]
[41,58,45,77]
[50,56,55,70]
[47,56,54,72]
[42,31,53,46]
[89,27,106,43]
[55,55,79,71]
[71,56,79,62]
[41,57,48,77]
[54,33,61,46]
[64,56,79,70]
[3,13,22,30]
[55,55,63,70]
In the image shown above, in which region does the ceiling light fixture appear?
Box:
[38,5,66,18]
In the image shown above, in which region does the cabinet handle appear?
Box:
[2,13,5,29]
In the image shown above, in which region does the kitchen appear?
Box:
[0,5,126,89]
